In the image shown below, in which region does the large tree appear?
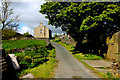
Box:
[2,28,16,40]
[0,1,20,30]
[40,2,120,56]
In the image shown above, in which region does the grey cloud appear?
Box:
[11,2,65,35]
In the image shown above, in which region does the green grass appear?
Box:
[57,41,75,51]
[53,39,61,42]
[18,48,57,78]
[29,57,56,78]
[3,39,47,50]
[74,53,103,60]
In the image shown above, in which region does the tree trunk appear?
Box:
[2,22,5,30]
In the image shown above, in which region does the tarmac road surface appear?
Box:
[51,42,100,79]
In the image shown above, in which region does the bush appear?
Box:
[15,53,25,57]
[54,33,58,37]
[23,32,33,37]
[2,28,16,40]
[15,53,25,61]
[54,39,61,42]
[16,47,49,69]
[19,60,30,69]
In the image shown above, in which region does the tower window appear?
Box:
[40,29,42,34]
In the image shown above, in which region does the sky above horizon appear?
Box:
[11,1,65,36]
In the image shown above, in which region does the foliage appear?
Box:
[74,53,103,60]
[63,33,65,35]
[40,2,120,56]
[2,39,47,50]
[15,47,49,69]
[15,53,25,60]
[17,48,56,78]
[54,33,58,37]
[2,28,16,40]
[40,2,120,39]
[107,72,115,78]
[23,32,33,37]
[28,49,56,78]
[54,39,61,42]
[23,32,29,37]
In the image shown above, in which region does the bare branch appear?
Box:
[0,1,20,30]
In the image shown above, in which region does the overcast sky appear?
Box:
[11,1,65,36]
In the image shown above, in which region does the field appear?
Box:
[3,39,47,50]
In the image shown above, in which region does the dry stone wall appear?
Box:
[107,31,120,61]
[118,32,120,62]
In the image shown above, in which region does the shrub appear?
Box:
[2,28,16,40]
[15,53,25,57]
[19,60,30,69]
[54,39,61,42]
[15,53,25,61]
[54,33,58,37]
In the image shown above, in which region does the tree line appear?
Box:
[40,2,120,57]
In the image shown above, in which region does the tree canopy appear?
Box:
[40,2,120,56]
[2,28,16,40]
[54,33,58,37]
[23,32,33,37]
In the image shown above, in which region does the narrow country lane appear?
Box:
[51,42,99,78]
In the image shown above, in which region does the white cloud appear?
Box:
[18,26,33,35]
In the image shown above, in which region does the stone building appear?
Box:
[34,23,52,39]
[107,31,120,61]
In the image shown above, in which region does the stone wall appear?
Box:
[107,31,120,61]
[60,35,76,46]
[10,37,34,40]
[118,32,120,62]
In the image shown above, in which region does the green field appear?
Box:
[2,39,47,50]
